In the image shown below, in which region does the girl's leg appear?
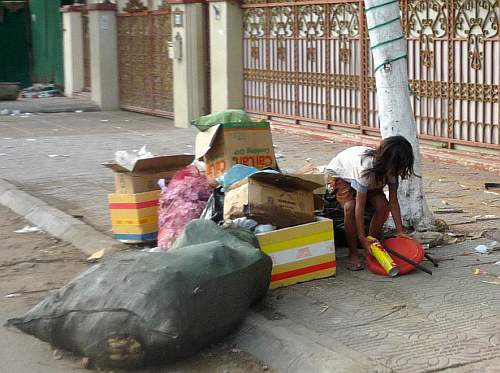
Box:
[368,192,390,239]
[343,200,362,270]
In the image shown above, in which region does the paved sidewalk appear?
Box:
[0,97,99,114]
[1,110,499,372]
[0,110,497,238]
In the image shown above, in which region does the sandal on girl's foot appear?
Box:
[346,261,364,271]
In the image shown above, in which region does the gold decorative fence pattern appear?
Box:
[242,0,499,149]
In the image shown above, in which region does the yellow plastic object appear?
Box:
[367,236,399,277]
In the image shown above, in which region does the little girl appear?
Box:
[326,136,414,270]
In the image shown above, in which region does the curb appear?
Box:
[271,123,500,175]
[0,179,125,256]
[234,311,387,373]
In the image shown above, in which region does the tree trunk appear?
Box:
[364,0,434,230]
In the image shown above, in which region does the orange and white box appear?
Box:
[256,217,336,289]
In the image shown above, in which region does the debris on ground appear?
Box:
[81,357,94,369]
[20,84,61,98]
[411,231,444,247]
[86,248,106,263]
[475,215,499,221]
[53,349,63,360]
[47,154,70,158]
[4,293,22,298]
[14,225,43,234]
[434,207,464,214]
[474,241,498,254]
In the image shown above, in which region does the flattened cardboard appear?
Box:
[223,172,321,228]
[195,122,277,182]
[103,154,194,194]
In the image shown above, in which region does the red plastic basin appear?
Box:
[366,237,425,276]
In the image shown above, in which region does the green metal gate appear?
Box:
[0,1,31,88]
[28,0,64,86]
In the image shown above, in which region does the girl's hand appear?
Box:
[361,237,373,253]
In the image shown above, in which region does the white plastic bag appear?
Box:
[114,145,153,171]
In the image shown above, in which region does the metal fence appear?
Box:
[242,0,499,150]
[117,6,173,118]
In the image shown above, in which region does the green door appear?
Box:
[29,0,64,87]
[0,3,31,88]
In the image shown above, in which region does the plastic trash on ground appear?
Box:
[157,165,211,250]
[20,83,61,98]
[474,241,498,255]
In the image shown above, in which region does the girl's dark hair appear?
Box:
[362,135,414,184]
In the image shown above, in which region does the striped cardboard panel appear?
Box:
[109,206,158,220]
[111,215,157,226]
[113,231,158,243]
[108,190,160,204]
[111,222,158,235]
[257,218,336,289]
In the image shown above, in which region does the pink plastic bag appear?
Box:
[157,165,211,251]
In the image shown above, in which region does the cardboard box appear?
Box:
[289,164,326,195]
[108,190,160,243]
[223,172,321,228]
[256,218,336,289]
[195,122,277,182]
[103,154,194,194]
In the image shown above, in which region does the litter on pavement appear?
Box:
[10,109,480,369]
[474,241,499,254]
[47,154,70,158]
[14,225,43,234]
[21,84,61,98]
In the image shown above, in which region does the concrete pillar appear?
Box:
[87,3,119,110]
[168,0,208,128]
[208,0,243,112]
[61,5,84,97]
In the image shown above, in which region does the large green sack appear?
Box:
[8,220,272,368]
[191,109,251,131]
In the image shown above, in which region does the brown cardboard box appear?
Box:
[195,122,277,182]
[289,164,326,195]
[103,155,194,194]
[223,172,321,228]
